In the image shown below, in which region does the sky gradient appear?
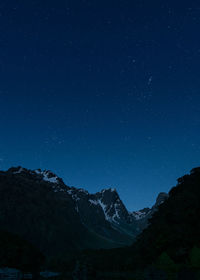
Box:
[0,0,200,210]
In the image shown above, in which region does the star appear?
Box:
[148,76,153,86]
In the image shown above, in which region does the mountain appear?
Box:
[133,167,200,266]
[65,186,141,240]
[0,166,151,256]
[130,192,169,232]
[82,167,200,278]
[0,167,91,256]
[0,166,170,261]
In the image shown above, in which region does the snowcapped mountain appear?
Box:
[131,208,151,220]
[0,166,169,256]
[8,167,134,226]
[12,167,63,186]
[129,192,169,232]
[67,187,131,223]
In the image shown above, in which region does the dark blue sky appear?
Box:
[0,0,200,210]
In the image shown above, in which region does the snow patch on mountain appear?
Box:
[77,188,89,195]
[13,167,24,174]
[131,211,147,220]
[89,199,98,205]
[34,169,59,184]
[100,188,116,194]
[89,197,120,223]
[98,199,111,221]
[112,203,120,221]
[67,190,80,201]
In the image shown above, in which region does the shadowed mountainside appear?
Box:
[79,167,200,279]
[0,166,163,257]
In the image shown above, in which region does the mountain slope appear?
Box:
[0,167,139,256]
[82,167,200,276]
[133,167,200,266]
[130,192,169,232]
[0,167,92,255]
[0,166,169,259]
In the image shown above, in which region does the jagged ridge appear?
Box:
[0,166,169,256]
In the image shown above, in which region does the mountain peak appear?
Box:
[2,165,173,251]
[89,187,131,225]
[100,188,117,193]
[8,166,26,174]
[155,192,169,207]
[7,166,62,185]
[34,169,59,184]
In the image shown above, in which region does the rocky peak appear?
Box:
[96,188,119,203]
[190,167,200,175]
[34,169,60,184]
[90,188,130,224]
[154,192,169,207]
[132,208,151,220]
[66,187,89,202]
[8,166,27,174]
[7,166,66,193]
[2,166,172,246]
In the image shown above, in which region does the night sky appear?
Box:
[0,0,200,210]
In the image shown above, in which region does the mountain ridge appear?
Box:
[0,166,168,257]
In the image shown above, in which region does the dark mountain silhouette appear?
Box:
[0,166,163,257]
[80,167,200,279]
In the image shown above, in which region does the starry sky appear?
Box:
[0,0,200,210]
